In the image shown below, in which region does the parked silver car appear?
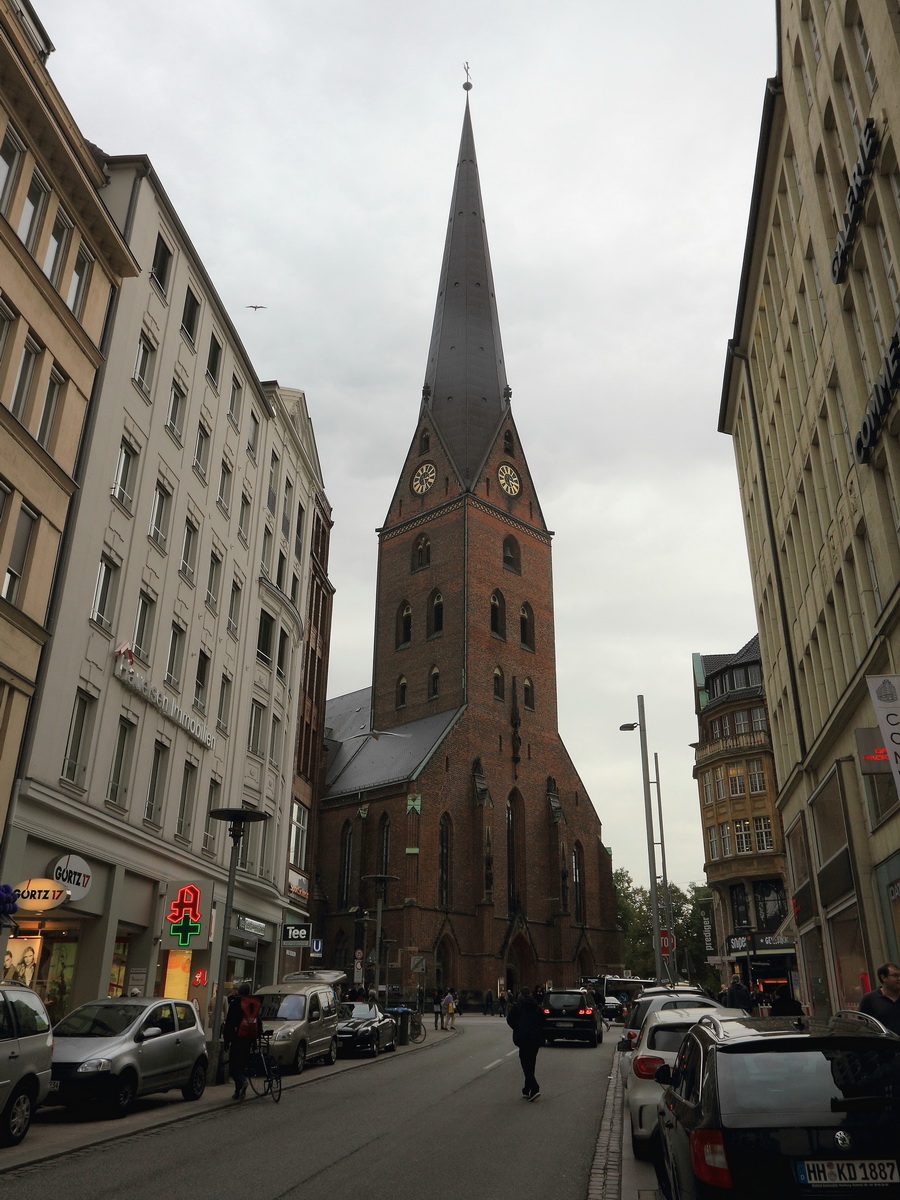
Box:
[0,981,53,1146]
[48,996,207,1118]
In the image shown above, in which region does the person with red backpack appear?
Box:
[223,982,262,1099]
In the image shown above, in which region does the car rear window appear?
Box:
[648,1025,695,1052]
[547,993,586,1010]
[717,1041,900,1118]
[258,993,306,1021]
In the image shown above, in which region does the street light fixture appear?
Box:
[619,696,664,982]
[208,806,271,1082]
[361,873,399,999]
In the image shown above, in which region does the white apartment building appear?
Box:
[720,1,900,1014]
[0,155,328,1023]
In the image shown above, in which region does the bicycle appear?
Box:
[247,1030,282,1102]
[409,1009,427,1043]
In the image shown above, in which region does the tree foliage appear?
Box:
[614,868,718,992]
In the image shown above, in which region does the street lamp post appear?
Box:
[361,874,399,999]
[620,696,664,982]
[208,807,270,1083]
[652,752,676,982]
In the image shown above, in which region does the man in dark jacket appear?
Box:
[223,983,262,1100]
[506,986,545,1101]
[726,973,754,1013]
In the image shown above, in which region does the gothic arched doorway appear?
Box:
[505,933,535,994]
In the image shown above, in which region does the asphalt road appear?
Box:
[1,1016,618,1200]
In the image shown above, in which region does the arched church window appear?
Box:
[339,820,353,908]
[502,535,520,573]
[428,590,444,637]
[439,813,452,907]
[523,677,534,710]
[411,535,431,571]
[504,430,514,455]
[379,812,391,876]
[506,792,524,914]
[490,590,506,638]
[519,602,534,650]
[429,666,440,699]
[572,842,585,924]
[419,428,430,454]
[396,676,407,708]
[396,602,412,647]
[493,667,504,700]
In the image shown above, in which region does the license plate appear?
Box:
[796,1159,898,1186]
[555,1021,574,1027]
[49,1080,59,1091]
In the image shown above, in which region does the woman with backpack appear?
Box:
[223,982,262,1100]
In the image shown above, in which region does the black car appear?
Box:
[336,1001,396,1056]
[655,1010,900,1199]
[541,988,603,1047]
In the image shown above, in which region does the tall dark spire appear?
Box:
[421,96,510,487]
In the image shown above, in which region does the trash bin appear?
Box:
[386,1006,411,1046]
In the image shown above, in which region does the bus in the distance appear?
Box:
[577,975,657,1021]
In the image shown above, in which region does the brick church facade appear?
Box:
[315,96,622,996]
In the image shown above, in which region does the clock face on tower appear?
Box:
[411,462,437,494]
[498,463,520,496]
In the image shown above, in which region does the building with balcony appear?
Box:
[720,0,900,1014]
[692,636,795,997]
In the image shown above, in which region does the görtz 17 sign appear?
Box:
[14,879,69,910]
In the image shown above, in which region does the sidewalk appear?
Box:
[588,1050,660,1200]
[1,1019,450,1174]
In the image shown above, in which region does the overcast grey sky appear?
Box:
[36,0,776,889]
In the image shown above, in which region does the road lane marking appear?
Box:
[483,1059,503,1070]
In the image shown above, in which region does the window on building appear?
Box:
[11,338,39,421]
[193,650,210,713]
[754,879,786,930]
[113,439,138,511]
[267,452,279,514]
[519,603,534,649]
[181,288,200,342]
[229,375,242,426]
[754,815,774,851]
[728,762,746,797]
[730,883,750,929]
[523,678,534,710]
[702,772,712,805]
[269,714,282,766]
[216,673,232,734]
[43,208,71,286]
[490,590,505,638]
[429,666,440,699]
[165,623,184,689]
[493,667,504,700]
[412,535,430,570]
[289,801,308,869]
[502,535,520,572]
[734,818,752,854]
[151,234,173,294]
[276,628,289,680]
[707,824,719,860]
[248,701,266,756]
[17,170,48,251]
[396,602,412,648]
[106,717,135,808]
[504,429,514,455]
[572,842,585,923]
[227,580,241,637]
[261,526,273,575]
[734,709,750,734]
[206,551,222,611]
[180,519,198,583]
[428,591,444,637]
[217,461,232,515]
[166,381,186,442]
[90,555,118,631]
[282,478,293,540]
[339,822,353,907]
[438,813,451,908]
[247,410,260,458]
[2,503,36,604]
[66,244,92,317]
[144,740,168,824]
[190,423,210,482]
[396,676,407,708]
[0,128,23,214]
[751,706,767,731]
[748,758,766,793]
[295,501,305,560]
[257,609,275,666]
[206,333,222,386]
[176,761,197,840]
[62,690,94,786]
[720,821,732,856]
[133,334,155,394]
[133,591,154,660]
[203,779,221,853]
[37,369,62,448]
[714,765,726,801]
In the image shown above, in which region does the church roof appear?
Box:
[421,98,510,486]
[323,687,462,798]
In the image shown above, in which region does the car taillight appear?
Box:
[690,1129,733,1189]
[632,1054,665,1080]
[578,1007,590,1015]
[542,1007,550,1015]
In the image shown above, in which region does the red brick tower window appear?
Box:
[523,677,534,710]
[502,535,520,573]
[396,602,412,648]
[572,842,585,924]
[493,667,505,700]
[438,813,451,907]
[519,602,534,650]
[490,590,506,638]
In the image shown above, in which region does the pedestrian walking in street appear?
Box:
[443,988,456,1030]
[223,982,262,1100]
[726,973,753,1013]
[433,989,444,1030]
[498,989,507,1018]
[484,989,494,1016]
[859,962,900,1034]
[507,985,545,1101]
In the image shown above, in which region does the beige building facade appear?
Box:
[1,151,329,1022]
[0,0,135,844]
[720,0,900,1014]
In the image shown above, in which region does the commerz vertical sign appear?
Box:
[866,677,900,800]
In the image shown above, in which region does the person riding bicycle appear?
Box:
[223,982,262,1100]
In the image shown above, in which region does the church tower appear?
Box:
[317,92,622,994]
